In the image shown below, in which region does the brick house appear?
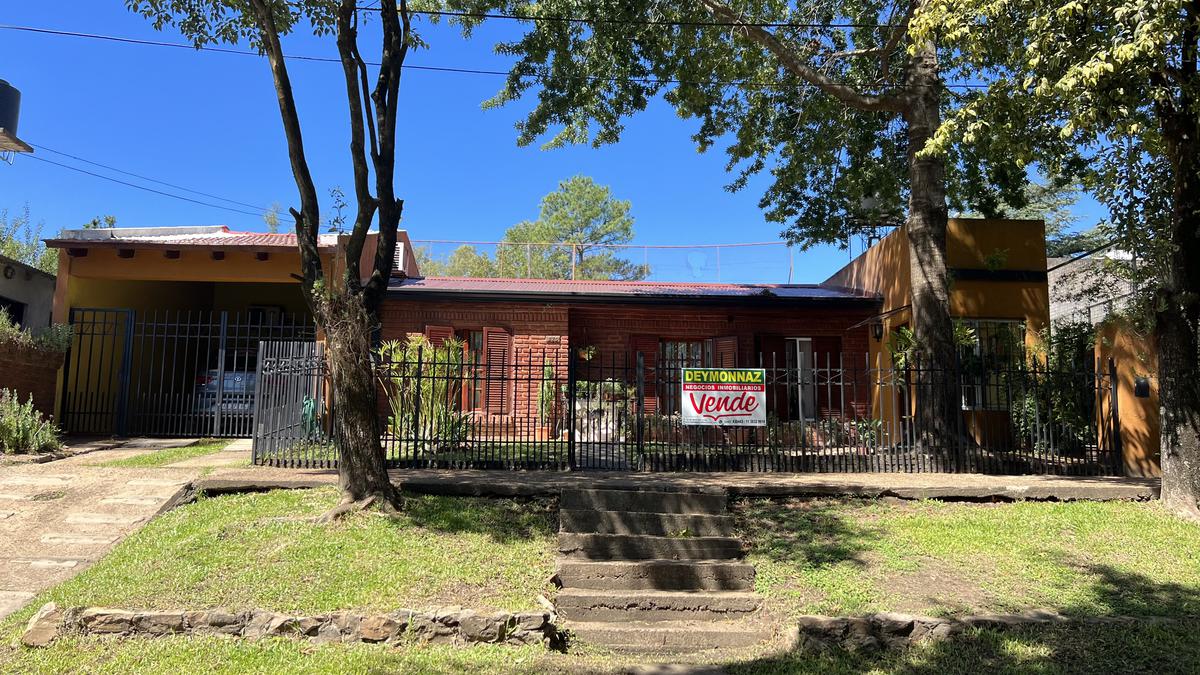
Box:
[381,277,879,425]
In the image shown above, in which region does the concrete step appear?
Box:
[556,589,760,623]
[559,509,735,537]
[557,559,756,591]
[566,619,768,653]
[558,533,743,561]
[560,489,727,515]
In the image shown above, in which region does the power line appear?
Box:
[19,154,265,218]
[0,24,988,90]
[412,239,789,249]
[30,143,270,212]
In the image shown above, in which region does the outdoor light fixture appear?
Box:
[872,320,885,341]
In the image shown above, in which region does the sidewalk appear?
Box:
[199,465,1160,502]
[0,441,208,620]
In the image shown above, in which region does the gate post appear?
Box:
[1108,357,1123,469]
[566,353,576,470]
[214,312,228,437]
[114,310,135,437]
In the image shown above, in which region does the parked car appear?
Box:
[193,370,257,414]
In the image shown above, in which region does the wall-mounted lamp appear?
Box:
[871,320,885,342]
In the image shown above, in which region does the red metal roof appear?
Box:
[391,276,878,301]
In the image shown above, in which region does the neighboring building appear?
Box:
[0,252,54,329]
[1047,247,1136,324]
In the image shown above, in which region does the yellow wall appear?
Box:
[824,218,1051,433]
[1097,319,1161,477]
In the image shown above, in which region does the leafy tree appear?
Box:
[1,206,57,274]
[83,215,117,229]
[418,176,647,280]
[447,0,1036,455]
[915,0,1200,516]
[129,0,412,514]
[263,202,283,233]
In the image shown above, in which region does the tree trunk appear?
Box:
[903,39,960,469]
[319,292,398,505]
[1158,105,1200,519]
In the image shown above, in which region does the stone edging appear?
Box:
[1,440,127,466]
[796,610,1189,651]
[21,603,563,649]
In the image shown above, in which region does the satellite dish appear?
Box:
[0,80,32,164]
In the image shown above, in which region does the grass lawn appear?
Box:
[1,487,557,616]
[736,498,1200,619]
[92,439,231,468]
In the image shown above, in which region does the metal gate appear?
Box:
[251,341,329,467]
[60,308,315,437]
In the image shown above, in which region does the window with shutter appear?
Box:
[424,325,455,348]
[629,335,660,414]
[482,326,511,414]
[714,336,738,368]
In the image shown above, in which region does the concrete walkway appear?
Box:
[198,466,1160,502]
[0,442,207,621]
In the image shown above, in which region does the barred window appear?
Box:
[958,320,1026,410]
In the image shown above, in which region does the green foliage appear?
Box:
[887,322,977,370]
[419,176,646,280]
[0,388,61,454]
[1,205,57,274]
[0,308,72,353]
[537,362,559,424]
[445,1,1035,249]
[376,336,472,450]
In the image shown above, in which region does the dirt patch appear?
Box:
[30,490,66,501]
[878,556,997,615]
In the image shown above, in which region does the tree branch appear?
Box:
[246,0,322,288]
[336,0,379,293]
[697,0,909,113]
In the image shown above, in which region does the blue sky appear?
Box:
[0,4,1103,283]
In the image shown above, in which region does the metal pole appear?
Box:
[571,244,577,280]
[214,311,228,437]
[636,351,646,464]
[566,351,577,470]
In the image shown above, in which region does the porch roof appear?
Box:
[44,225,341,252]
[388,276,880,306]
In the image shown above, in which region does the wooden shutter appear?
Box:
[811,336,843,418]
[483,326,511,414]
[630,335,660,414]
[424,325,455,348]
[714,336,738,368]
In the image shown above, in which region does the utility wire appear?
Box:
[30,143,270,212]
[0,24,989,90]
[20,154,265,218]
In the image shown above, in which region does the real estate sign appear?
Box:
[680,368,767,427]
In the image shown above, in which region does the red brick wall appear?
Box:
[379,297,876,422]
[0,345,64,419]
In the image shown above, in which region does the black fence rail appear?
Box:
[252,345,1122,476]
[252,341,329,467]
[62,308,315,437]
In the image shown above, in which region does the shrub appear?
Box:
[0,388,62,454]
[376,336,472,450]
[0,307,72,353]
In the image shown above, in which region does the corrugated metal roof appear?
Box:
[45,225,339,249]
[390,276,878,301]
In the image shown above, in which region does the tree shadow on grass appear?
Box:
[734,497,879,569]
[726,564,1200,675]
[385,491,559,545]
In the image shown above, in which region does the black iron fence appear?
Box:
[252,346,1123,475]
[61,308,315,437]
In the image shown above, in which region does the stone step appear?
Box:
[560,489,727,515]
[557,559,756,591]
[558,533,743,561]
[556,589,760,623]
[566,619,768,653]
[559,509,735,537]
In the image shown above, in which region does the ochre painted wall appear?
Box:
[1097,319,1161,477]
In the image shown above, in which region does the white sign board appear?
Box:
[680,368,767,427]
